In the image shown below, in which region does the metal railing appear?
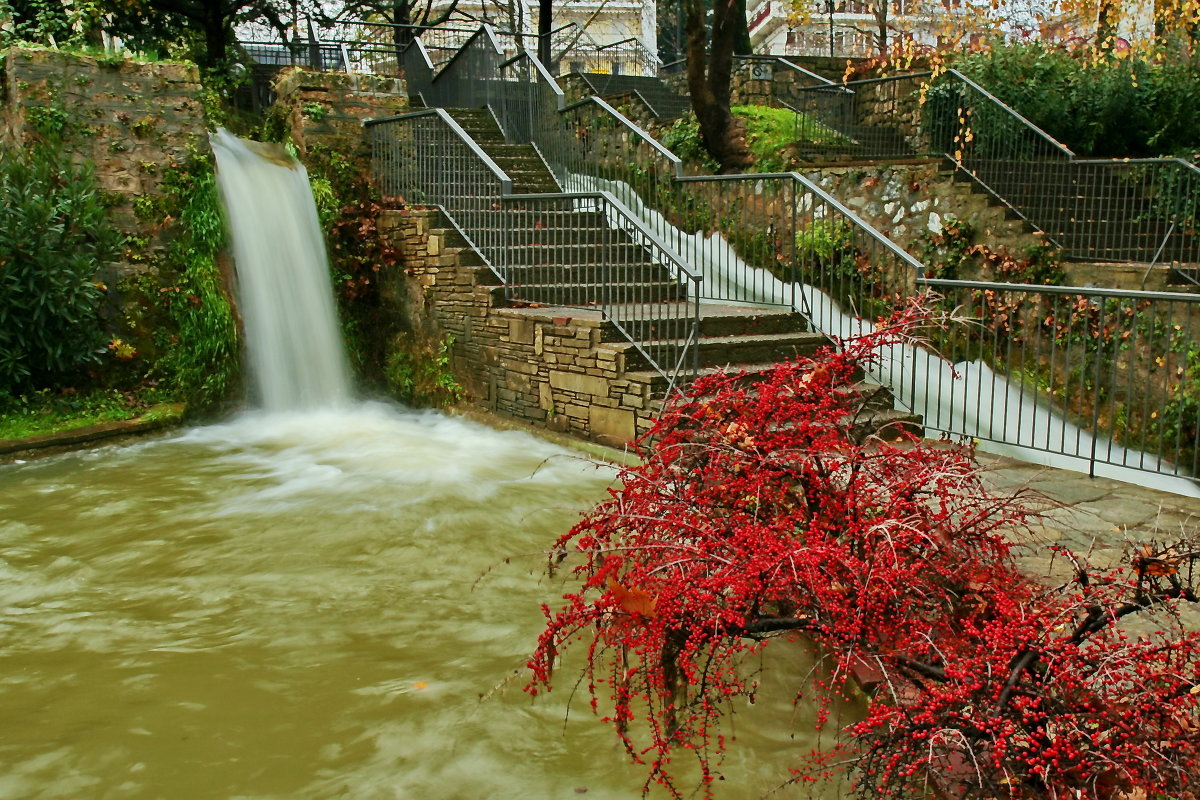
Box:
[924,69,1200,265]
[375,25,1200,484]
[778,72,929,160]
[428,27,927,345]
[366,107,702,388]
[909,278,1200,479]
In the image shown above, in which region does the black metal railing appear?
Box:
[366,107,702,388]
[778,72,929,160]
[924,69,1200,266]
[373,25,1200,484]
[909,278,1200,480]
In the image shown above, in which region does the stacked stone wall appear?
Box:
[1,47,207,271]
[802,162,1039,257]
[272,68,407,156]
[378,207,657,446]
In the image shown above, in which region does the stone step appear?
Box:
[601,306,808,342]
[626,363,921,442]
[502,262,673,284]
[504,242,650,266]
[470,210,612,230]
[478,226,635,247]
[507,281,686,306]
[616,330,826,371]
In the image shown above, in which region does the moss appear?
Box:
[153,152,241,412]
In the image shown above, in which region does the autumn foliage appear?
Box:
[528,304,1200,799]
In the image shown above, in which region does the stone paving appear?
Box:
[977,453,1200,628]
[978,454,1200,562]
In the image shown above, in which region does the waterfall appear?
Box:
[210,129,352,411]
[567,173,1200,497]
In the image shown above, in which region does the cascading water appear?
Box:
[567,173,1200,497]
[210,129,351,411]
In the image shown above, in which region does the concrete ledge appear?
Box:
[0,403,187,457]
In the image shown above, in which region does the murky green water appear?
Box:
[0,405,845,799]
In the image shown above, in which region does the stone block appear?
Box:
[549,370,609,398]
[589,406,636,445]
[539,381,555,411]
[508,317,535,345]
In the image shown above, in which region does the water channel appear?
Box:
[0,134,844,799]
[0,407,842,799]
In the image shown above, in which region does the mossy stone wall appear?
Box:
[1,47,208,271]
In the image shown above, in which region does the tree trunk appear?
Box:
[537,0,552,68]
[873,2,888,55]
[395,0,415,47]
[685,0,752,172]
[732,0,752,55]
[201,2,229,72]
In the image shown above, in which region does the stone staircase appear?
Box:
[956,161,1200,268]
[573,73,692,121]
[420,108,921,439]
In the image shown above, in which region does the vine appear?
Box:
[152,151,241,411]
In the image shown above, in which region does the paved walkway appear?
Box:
[978,454,1200,564]
[977,454,1200,628]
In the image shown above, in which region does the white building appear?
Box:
[748,0,988,59]
[748,0,1167,59]
[441,0,658,70]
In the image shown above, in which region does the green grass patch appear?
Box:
[660,105,849,173]
[0,389,170,440]
[733,104,844,153]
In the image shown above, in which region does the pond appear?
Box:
[0,404,844,799]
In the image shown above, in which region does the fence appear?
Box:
[924,70,1200,266]
[424,30,926,326]
[909,278,1200,479]
[777,72,929,160]
[379,24,1200,484]
[366,107,702,387]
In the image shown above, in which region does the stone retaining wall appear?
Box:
[802,161,1039,256]
[378,206,657,446]
[271,68,407,156]
[1,47,208,269]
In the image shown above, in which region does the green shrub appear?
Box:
[154,153,240,410]
[948,43,1200,157]
[385,333,463,408]
[0,143,122,395]
[660,113,718,172]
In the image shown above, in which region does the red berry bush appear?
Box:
[528,303,1200,799]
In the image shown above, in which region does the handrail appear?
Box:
[944,68,1074,158]
[918,276,1200,303]
[561,96,686,179]
[675,170,927,276]
[1067,156,1200,175]
[838,70,932,89]
[735,54,838,87]
[595,36,645,53]
[429,24,502,79]
[364,108,514,193]
[518,50,566,108]
[330,20,480,34]
[502,190,704,286]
